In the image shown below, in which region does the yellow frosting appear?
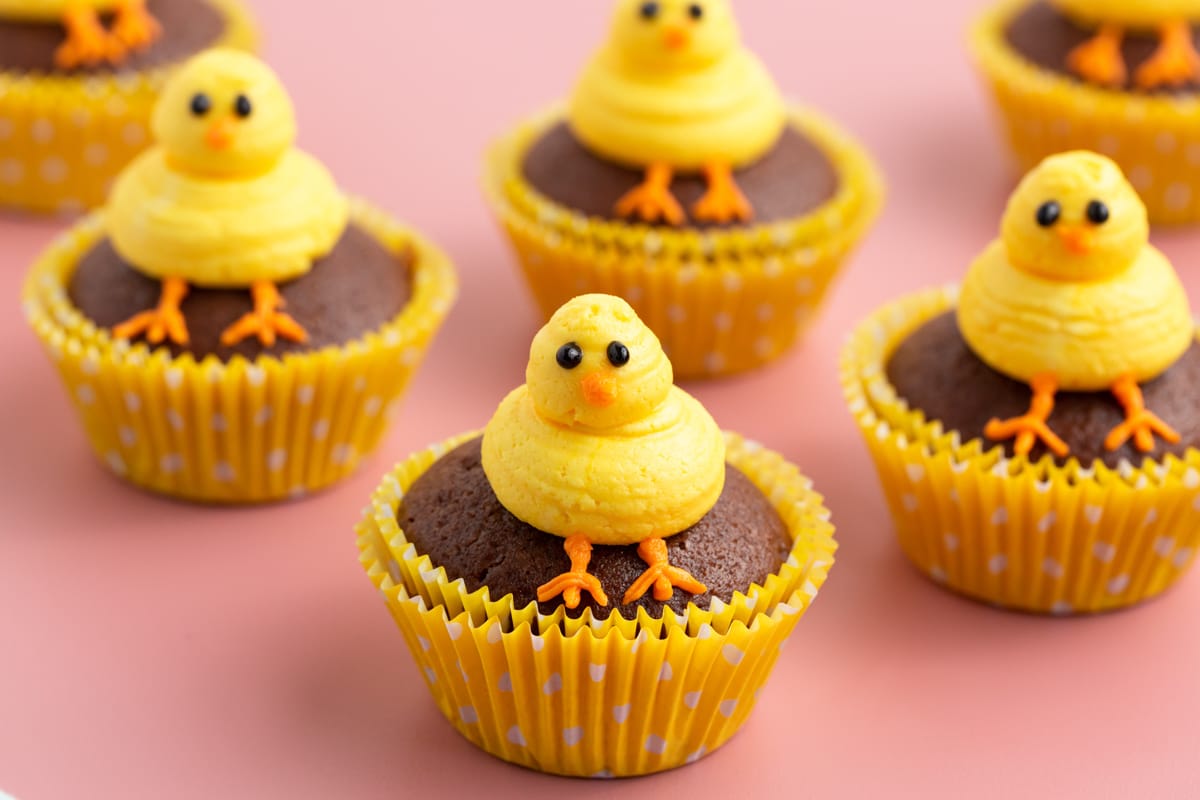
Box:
[481,294,726,545]
[1052,0,1200,27]
[107,49,347,287]
[0,0,116,21]
[958,151,1193,391]
[568,0,785,171]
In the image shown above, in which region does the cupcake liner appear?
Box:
[484,105,883,379]
[970,0,1200,225]
[0,0,257,215]
[357,433,836,777]
[842,286,1200,614]
[23,198,457,503]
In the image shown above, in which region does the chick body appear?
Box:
[0,0,116,21]
[1052,0,1200,28]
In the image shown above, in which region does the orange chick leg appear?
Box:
[692,160,753,224]
[1067,24,1128,87]
[55,4,119,69]
[1104,374,1180,453]
[623,538,707,605]
[614,162,686,226]
[537,535,608,609]
[1136,20,1200,89]
[220,280,309,348]
[983,373,1070,458]
[110,0,162,57]
[112,276,190,346]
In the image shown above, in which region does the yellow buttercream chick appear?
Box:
[0,0,161,69]
[568,0,785,226]
[482,294,726,609]
[958,151,1193,458]
[1052,0,1200,88]
[108,49,348,349]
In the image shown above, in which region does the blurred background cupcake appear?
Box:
[485,0,882,379]
[23,49,456,502]
[358,294,835,777]
[843,151,1200,614]
[972,0,1200,224]
[0,0,256,215]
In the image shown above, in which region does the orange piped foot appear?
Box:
[1135,20,1200,90]
[1105,374,1181,453]
[110,0,162,55]
[537,535,608,609]
[984,373,1070,458]
[692,160,753,224]
[614,163,686,226]
[55,6,120,69]
[220,280,309,348]
[622,538,707,605]
[1067,24,1128,88]
[112,276,190,346]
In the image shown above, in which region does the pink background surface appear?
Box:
[4,0,1200,796]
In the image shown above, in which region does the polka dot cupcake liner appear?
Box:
[23,198,457,504]
[356,432,836,777]
[0,0,256,216]
[971,0,1200,225]
[842,286,1200,614]
[484,106,883,379]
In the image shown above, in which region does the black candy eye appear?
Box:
[556,342,583,370]
[1036,201,1061,227]
[639,1,659,20]
[1087,200,1110,225]
[234,94,253,118]
[189,93,212,117]
[688,3,703,19]
[607,341,630,367]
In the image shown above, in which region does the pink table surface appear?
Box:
[4,1,1200,797]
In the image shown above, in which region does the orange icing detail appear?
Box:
[55,5,118,69]
[614,162,685,225]
[581,371,618,408]
[110,0,161,56]
[1135,20,1200,89]
[219,280,309,348]
[1066,24,1128,87]
[536,534,609,609]
[1105,374,1182,452]
[623,538,708,604]
[983,373,1070,458]
[692,160,753,223]
[111,275,190,346]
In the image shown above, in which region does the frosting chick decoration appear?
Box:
[482,294,726,609]
[0,0,160,68]
[958,151,1193,458]
[1053,0,1200,89]
[108,49,347,349]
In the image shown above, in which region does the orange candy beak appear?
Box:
[663,26,690,50]
[205,117,237,150]
[581,372,618,408]
[1057,225,1094,255]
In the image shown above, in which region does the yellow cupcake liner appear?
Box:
[842,286,1200,614]
[971,0,1200,225]
[483,105,883,379]
[22,198,457,503]
[0,0,256,215]
[357,432,836,777]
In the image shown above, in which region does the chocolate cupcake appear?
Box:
[23,51,457,503]
[357,294,835,776]
[485,0,881,378]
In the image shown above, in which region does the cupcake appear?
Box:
[357,294,835,777]
[971,0,1200,224]
[485,0,882,379]
[844,151,1200,615]
[0,0,256,215]
[22,50,457,503]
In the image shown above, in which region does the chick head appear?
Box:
[528,294,673,430]
[153,49,296,177]
[1001,151,1148,282]
[607,0,740,72]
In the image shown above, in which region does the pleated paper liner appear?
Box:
[483,105,883,379]
[842,286,1200,614]
[0,0,256,215]
[971,0,1200,225]
[23,198,457,503]
[357,432,836,777]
